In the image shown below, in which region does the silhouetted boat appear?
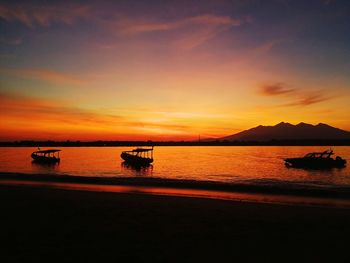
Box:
[31,149,61,163]
[121,147,154,166]
[284,150,346,169]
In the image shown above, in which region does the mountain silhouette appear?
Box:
[220,122,350,141]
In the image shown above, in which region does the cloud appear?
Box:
[0,4,250,50]
[116,14,246,35]
[0,4,91,27]
[0,92,124,126]
[284,92,332,107]
[0,92,195,139]
[110,14,251,49]
[260,83,295,96]
[133,122,191,134]
[252,38,288,54]
[151,111,225,119]
[173,24,229,50]
[258,82,334,107]
[0,68,86,86]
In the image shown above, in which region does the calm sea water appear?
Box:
[0,146,349,188]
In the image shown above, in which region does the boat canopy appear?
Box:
[304,150,333,158]
[121,147,154,160]
[33,149,61,154]
[123,147,153,153]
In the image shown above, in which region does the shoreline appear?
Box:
[1,172,350,208]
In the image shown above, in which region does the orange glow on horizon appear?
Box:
[1,2,350,141]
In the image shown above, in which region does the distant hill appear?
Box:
[220,122,350,141]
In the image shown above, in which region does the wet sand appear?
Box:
[1,183,350,262]
[2,172,350,199]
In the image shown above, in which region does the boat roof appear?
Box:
[309,150,333,154]
[33,149,61,153]
[124,147,153,153]
[304,150,334,157]
[132,148,153,152]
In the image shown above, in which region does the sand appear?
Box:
[1,183,350,262]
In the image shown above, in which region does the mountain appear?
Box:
[220,122,350,141]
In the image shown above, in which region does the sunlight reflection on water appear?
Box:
[0,146,349,187]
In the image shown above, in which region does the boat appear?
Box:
[284,150,346,169]
[31,149,61,163]
[121,146,154,166]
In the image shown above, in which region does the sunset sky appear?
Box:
[1,0,350,141]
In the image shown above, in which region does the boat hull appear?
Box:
[121,152,153,166]
[31,153,60,163]
[284,157,346,169]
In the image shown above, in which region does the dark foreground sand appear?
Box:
[1,184,350,263]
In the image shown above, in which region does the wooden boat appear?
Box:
[31,149,61,163]
[284,150,346,169]
[121,147,154,166]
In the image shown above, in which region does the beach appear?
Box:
[2,0,350,261]
[2,181,350,262]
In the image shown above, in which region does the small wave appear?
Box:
[1,172,350,199]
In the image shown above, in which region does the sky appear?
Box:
[0,0,350,141]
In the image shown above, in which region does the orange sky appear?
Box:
[0,1,350,141]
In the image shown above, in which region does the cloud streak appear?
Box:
[260,83,295,96]
[110,14,251,49]
[283,92,332,107]
[0,3,250,51]
[0,92,121,126]
[258,82,333,107]
[0,4,91,27]
[116,14,246,35]
[0,68,86,86]
[0,92,197,140]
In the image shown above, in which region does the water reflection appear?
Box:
[31,160,60,172]
[1,146,349,187]
[121,162,153,176]
[285,165,344,173]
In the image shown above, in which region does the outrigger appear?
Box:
[31,149,61,163]
[121,146,154,166]
[284,150,346,169]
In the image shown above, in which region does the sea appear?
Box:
[0,146,349,188]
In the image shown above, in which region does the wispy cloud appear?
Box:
[110,14,251,50]
[260,83,295,96]
[252,38,288,54]
[152,111,225,119]
[0,92,128,131]
[173,24,229,50]
[0,68,86,86]
[0,92,196,139]
[116,14,246,35]
[0,4,91,27]
[283,92,332,107]
[258,82,334,107]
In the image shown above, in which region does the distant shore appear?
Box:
[1,139,350,147]
[1,183,350,262]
